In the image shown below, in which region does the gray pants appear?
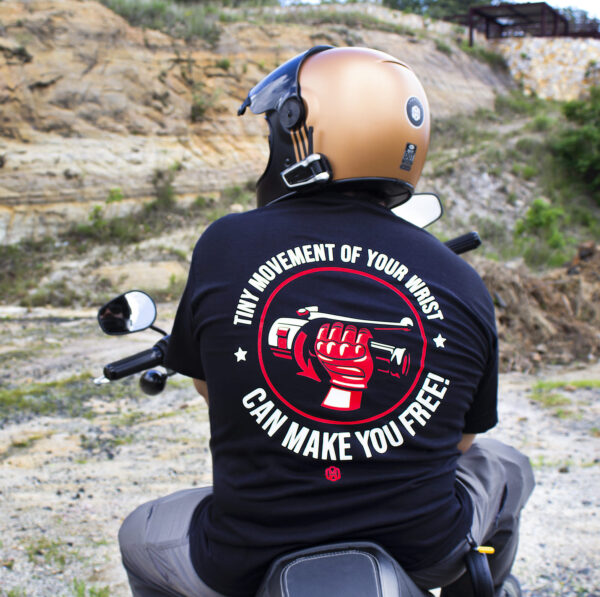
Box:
[118,439,534,597]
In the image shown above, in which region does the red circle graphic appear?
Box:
[257,267,427,425]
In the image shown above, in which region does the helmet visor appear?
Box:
[238,45,332,116]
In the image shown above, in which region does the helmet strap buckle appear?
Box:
[281,153,331,189]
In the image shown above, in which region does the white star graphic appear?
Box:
[234,347,247,362]
[433,334,447,349]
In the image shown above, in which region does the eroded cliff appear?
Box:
[0,0,513,243]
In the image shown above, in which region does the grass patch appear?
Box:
[0,239,55,304]
[530,388,572,408]
[99,0,223,44]
[190,82,220,122]
[434,38,453,56]
[271,9,416,37]
[533,379,600,390]
[430,112,497,151]
[494,90,552,118]
[10,431,51,449]
[528,379,600,419]
[1,178,256,307]
[152,272,187,302]
[460,41,507,72]
[552,86,600,202]
[514,198,570,268]
[72,580,111,597]
[0,374,139,425]
[24,536,75,570]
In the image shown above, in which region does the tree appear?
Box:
[558,7,600,34]
[381,0,486,19]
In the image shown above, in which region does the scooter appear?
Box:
[94,193,495,597]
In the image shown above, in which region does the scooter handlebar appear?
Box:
[444,232,481,255]
[103,336,170,380]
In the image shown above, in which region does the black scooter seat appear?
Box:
[255,541,430,597]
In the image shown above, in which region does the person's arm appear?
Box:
[457,433,476,454]
[193,378,209,405]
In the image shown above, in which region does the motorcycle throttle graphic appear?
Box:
[268,307,414,411]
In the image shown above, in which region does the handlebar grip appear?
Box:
[445,232,482,255]
[104,343,167,381]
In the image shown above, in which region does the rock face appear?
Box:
[0,1,515,244]
[492,37,600,101]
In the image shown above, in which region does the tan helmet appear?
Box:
[238,46,430,208]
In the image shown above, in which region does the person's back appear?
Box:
[166,192,497,595]
[117,46,533,597]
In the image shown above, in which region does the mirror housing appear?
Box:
[98,290,157,335]
[391,193,443,228]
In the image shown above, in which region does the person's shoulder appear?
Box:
[196,208,262,244]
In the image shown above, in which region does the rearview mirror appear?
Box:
[391,193,443,228]
[98,290,157,335]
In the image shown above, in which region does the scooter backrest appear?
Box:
[255,541,429,597]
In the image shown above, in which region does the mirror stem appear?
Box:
[150,324,168,336]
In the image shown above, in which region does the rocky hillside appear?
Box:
[0,0,514,244]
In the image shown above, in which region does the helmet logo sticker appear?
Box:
[400,143,417,172]
[406,96,425,128]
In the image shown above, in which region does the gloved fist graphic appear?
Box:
[315,322,373,411]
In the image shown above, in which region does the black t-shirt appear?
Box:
[165,194,498,596]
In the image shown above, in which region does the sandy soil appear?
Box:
[0,306,598,597]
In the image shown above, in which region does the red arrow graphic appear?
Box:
[294,331,321,381]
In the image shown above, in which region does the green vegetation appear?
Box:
[100,0,281,44]
[0,373,139,423]
[25,536,72,569]
[0,182,254,307]
[475,90,600,267]
[430,110,498,151]
[495,90,552,117]
[151,161,181,209]
[552,86,600,201]
[434,38,452,56]
[514,199,568,267]
[215,57,231,70]
[106,187,125,203]
[190,82,219,122]
[152,272,187,302]
[533,379,600,390]
[382,0,484,21]
[0,238,54,305]
[100,0,222,44]
[529,379,599,419]
[460,41,508,71]
[72,580,111,597]
[271,9,416,37]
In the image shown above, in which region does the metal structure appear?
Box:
[462,2,599,46]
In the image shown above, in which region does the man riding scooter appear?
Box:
[118,46,534,597]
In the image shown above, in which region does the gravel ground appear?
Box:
[0,307,599,597]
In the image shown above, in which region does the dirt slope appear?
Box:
[0,0,513,244]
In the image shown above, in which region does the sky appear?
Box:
[284,0,600,20]
[520,0,600,19]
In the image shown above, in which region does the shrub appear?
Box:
[216,57,231,71]
[151,162,181,209]
[495,90,547,117]
[461,42,507,72]
[552,86,600,199]
[529,114,554,132]
[514,198,569,267]
[106,187,124,203]
[100,0,221,44]
[435,38,453,56]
